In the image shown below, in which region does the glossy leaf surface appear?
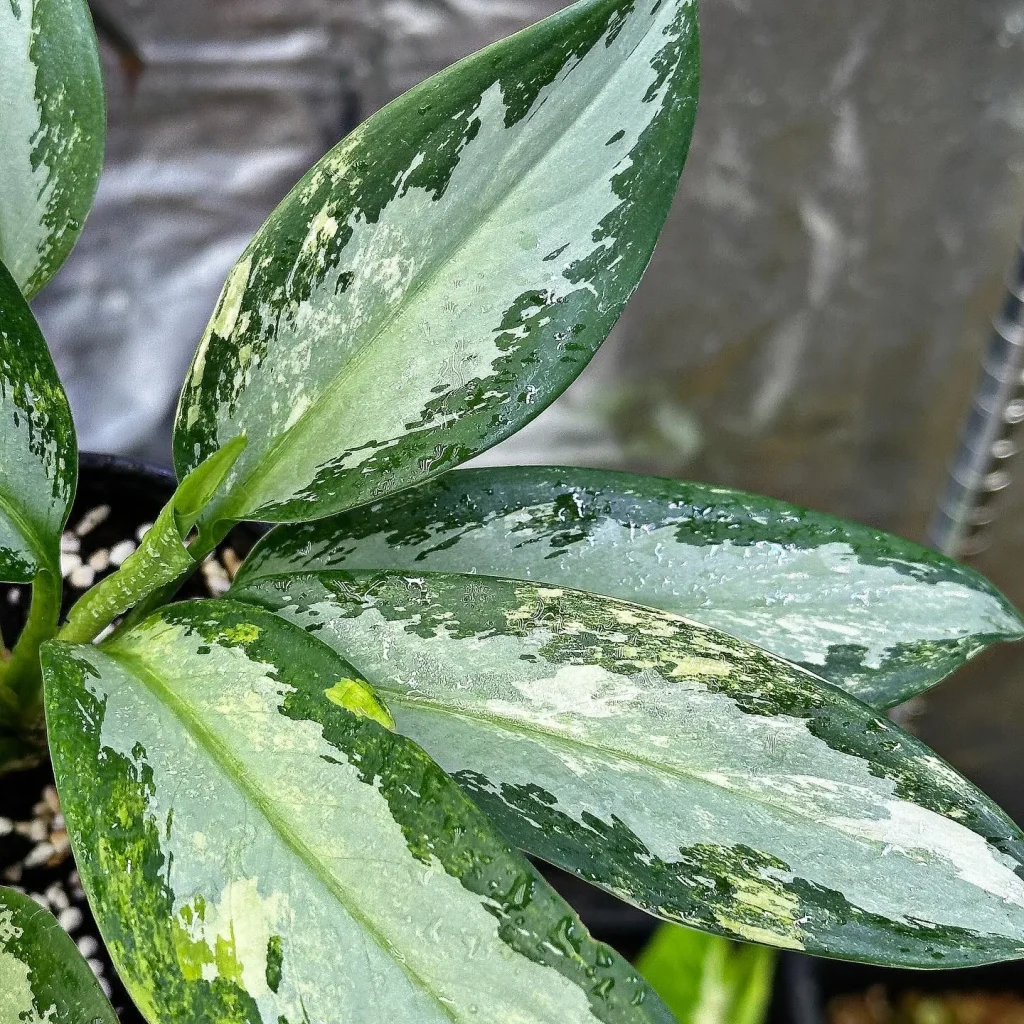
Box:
[0,885,118,1024]
[0,0,105,297]
[235,467,1024,708]
[233,570,1024,967]
[173,0,699,538]
[0,260,76,584]
[42,600,673,1024]
[636,925,774,1024]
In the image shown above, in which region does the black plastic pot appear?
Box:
[0,455,172,654]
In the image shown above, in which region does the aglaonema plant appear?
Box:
[3,0,1024,1021]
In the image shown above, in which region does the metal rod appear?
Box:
[928,227,1024,559]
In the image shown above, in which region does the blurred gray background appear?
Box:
[34,1,1024,813]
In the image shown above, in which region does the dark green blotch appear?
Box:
[266,934,284,993]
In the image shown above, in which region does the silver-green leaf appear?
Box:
[0,885,118,1024]
[0,0,105,298]
[234,467,1024,708]
[233,569,1024,968]
[42,600,674,1024]
[0,260,76,587]
[0,259,76,721]
[173,0,699,542]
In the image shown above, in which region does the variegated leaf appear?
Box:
[42,600,674,1024]
[173,0,699,543]
[0,885,118,1024]
[0,0,105,298]
[234,467,1024,708]
[0,261,76,585]
[232,570,1024,968]
[0,259,76,721]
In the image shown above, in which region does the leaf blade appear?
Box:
[0,885,118,1024]
[234,467,1024,708]
[232,569,1024,968]
[0,0,105,297]
[42,600,674,1024]
[0,260,76,585]
[173,0,699,534]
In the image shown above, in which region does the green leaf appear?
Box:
[0,0,105,298]
[173,0,699,541]
[0,260,76,585]
[232,569,1024,968]
[0,884,118,1024]
[233,467,1024,708]
[636,925,775,1024]
[42,600,675,1024]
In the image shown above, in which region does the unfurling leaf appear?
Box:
[0,884,118,1024]
[173,0,699,544]
[235,467,1024,708]
[58,436,246,644]
[42,600,674,1024]
[233,569,1024,968]
[0,0,105,297]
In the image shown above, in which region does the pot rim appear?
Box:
[78,451,177,488]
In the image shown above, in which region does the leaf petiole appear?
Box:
[0,568,62,726]
[59,437,246,646]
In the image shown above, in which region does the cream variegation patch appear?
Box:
[0,905,57,1024]
[175,879,291,998]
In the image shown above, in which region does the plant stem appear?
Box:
[110,522,231,638]
[58,547,177,645]
[59,502,234,646]
[0,569,61,726]
[110,571,192,637]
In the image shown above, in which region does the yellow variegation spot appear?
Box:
[715,876,804,951]
[210,256,252,339]
[221,623,261,645]
[666,655,731,679]
[325,678,396,730]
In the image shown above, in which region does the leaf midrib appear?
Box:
[208,5,665,524]
[106,645,465,1024]
[373,684,926,859]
